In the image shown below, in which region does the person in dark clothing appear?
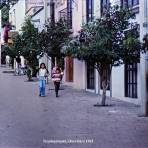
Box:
[16,56,21,64]
[16,56,21,75]
[52,68,62,97]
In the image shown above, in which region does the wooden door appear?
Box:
[66,57,73,82]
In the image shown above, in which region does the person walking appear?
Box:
[52,65,58,75]
[38,63,48,97]
[52,68,62,97]
[6,55,10,67]
[16,56,21,75]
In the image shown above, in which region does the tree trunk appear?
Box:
[101,71,108,106]
[27,68,32,81]
[101,84,107,106]
[99,65,111,106]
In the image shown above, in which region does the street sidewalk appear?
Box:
[0,67,148,148]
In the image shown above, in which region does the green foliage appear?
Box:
[9,18,40,75]
[65,6,141,70]
[122,27,141,63]
[0,0,19,25]
[0,0,18,8]
[20,18,41,65]
[1,5,9,25]
[39,19,72,65]
[4,44,17,59]
[3,43,19,67]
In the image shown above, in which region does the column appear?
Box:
[140,0,148,116]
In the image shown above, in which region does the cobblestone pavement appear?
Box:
[0,67,148,148]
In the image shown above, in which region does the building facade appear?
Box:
[9,0,52,74]
[60,0,147,108]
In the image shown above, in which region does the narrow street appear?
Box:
[0,67,148,148]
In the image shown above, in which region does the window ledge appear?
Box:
[130,5,139,14]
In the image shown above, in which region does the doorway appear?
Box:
[65,56,73,82]
[125,63,138,98]
[87,63,95,89]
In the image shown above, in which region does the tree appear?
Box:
[4,34,21,68]
[64,5,142,106]
[39,19,72,68]
[2,29,21,67]
[11,18,41,77]
[21,18,40,62]
[0,0,19,26]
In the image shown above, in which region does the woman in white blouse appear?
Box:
[38,63,48,97]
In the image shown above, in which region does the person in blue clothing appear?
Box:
[38,63,48,97]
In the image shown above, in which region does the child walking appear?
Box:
[38,63,48,97]
[52,68,62,97]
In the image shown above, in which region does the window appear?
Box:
[59,8,67,20]
[101,0,110,15]
[133,0,139,6]
[67,0,72,29]
[86,0,94,22]
[121,0,139,7]
[66,57,73,82]
[87,63,95,89]
[124,27,139,98]
[125,63,138,98]
[121,0,139,14]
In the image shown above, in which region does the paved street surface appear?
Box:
[0,67,148,148]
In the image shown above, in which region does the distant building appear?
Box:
[8,0,52,74]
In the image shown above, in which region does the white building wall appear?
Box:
[9,0,26,31]
[72,0,83,35]
[72,1,86,89]
[54,0,67,21]
[94,0,101,18]
[110,0,120,6]
[73,59,86,89]
[106,0,142,105]
[112,65,125,98]
[31,9,45,32]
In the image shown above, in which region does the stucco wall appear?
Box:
[31,9,45,32]
[112,65,125,98]
[9,0,26,31]
[73,59,86,89]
